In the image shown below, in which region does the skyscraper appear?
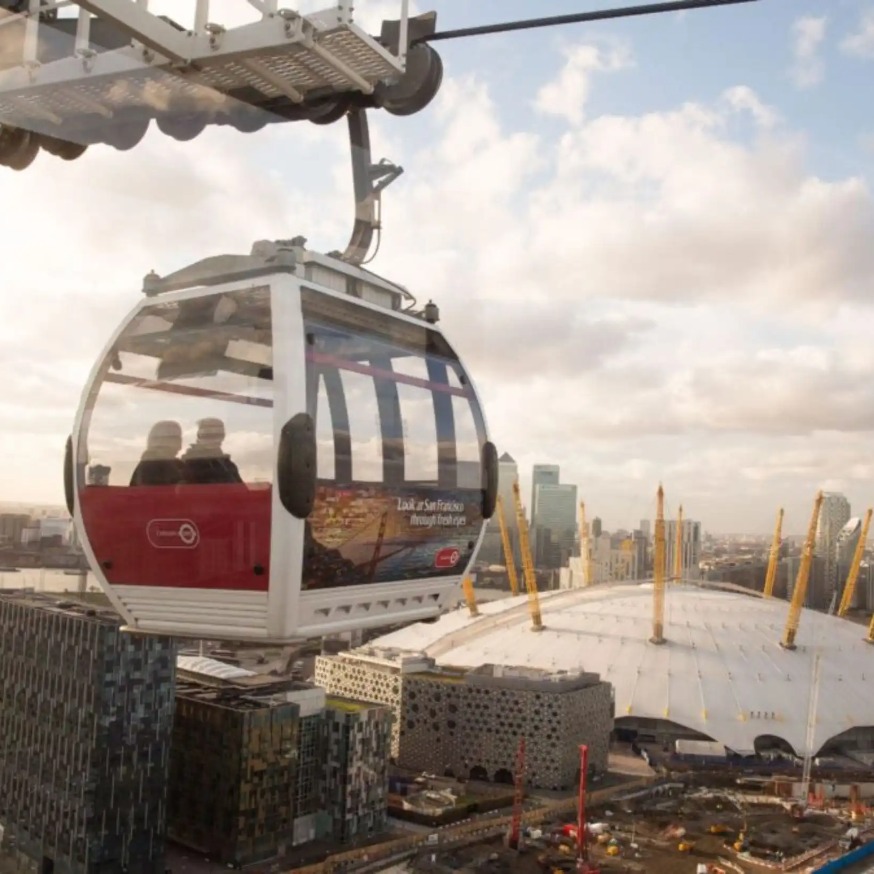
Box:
[531,464,560,523]
[834,516,862,609]
[478,452,520,567]
[817,493,851,598]
[663,518,702,580]
[533,483,577,568]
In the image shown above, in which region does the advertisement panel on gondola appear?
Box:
[304,485,483,590]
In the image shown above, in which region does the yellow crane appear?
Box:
[763,508,784,598]
[673,504,684,582]
[462,576,480,617]
[512,481,544,631]
[579,501,594,586]
[496,495,521,597]
[838,508,872,617]
[651,484,667,645]
[781,491,824,650]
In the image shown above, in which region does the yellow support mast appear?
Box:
[496,495,521,597]
[763,508,784,598]
[651,484,667,645]
[838,508,872,617]
[579,501,594,586]
[512,481,544,631]
[867,611,874,645]
[781,491,824,650]
[462,576,480,617]
[673,504,684,582]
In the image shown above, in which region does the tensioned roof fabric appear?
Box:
[372,582,874,756]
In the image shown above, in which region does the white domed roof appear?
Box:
[371,582,874,756]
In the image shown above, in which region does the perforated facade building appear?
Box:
[399,665,612,790]
[315,650,613,790]
[0,592,176,874]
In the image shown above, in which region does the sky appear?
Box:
[2,0,874,535]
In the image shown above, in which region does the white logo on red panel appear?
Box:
[434,547,461,569]
[147,519,200,549]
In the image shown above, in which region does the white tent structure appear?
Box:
[372,582,874,756]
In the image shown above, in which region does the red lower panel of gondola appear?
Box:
[79,484,271,591]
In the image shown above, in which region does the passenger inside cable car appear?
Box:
[179,418,243,485]
[129,420,184,486]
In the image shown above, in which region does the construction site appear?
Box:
[394,781,868,874]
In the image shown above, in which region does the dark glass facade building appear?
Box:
[0,593,177,874]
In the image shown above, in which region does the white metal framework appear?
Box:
[0,1,409,134]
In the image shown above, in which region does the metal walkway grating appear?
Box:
[0,2,407,133]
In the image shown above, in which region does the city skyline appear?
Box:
[4,2,874,532]
[1,480,865,539]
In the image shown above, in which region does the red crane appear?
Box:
[508,737,526,850]
[577,744,600,874]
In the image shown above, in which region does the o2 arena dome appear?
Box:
[371,582,874,757]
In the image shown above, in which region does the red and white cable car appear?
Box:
[67,237,497,640]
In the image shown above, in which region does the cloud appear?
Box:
[841,9,874,58]
[4,39,874,533]
[535,41,632,126]
[722,86,779,129]
[789,16,827,88]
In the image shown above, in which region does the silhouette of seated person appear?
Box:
[130,421,184,486]
[180,418,243,485]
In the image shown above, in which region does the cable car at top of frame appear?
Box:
[6,1,499,642]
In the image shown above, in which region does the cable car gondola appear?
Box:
[66,235,497,641]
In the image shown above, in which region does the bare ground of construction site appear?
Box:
[407,785,853,874]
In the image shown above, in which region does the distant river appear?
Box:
[0,567,98,594]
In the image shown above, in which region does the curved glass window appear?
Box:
[77,287,273,591]
[302,288,487,591]
[82,287,274,488]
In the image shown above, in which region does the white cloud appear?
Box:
[535,41,632,126]
[789,15,827,88]
[722,86,779,129]
[841,9,874,58]
[4,41,874,532]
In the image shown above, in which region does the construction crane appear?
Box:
[462,576,479,617]
[838,508,872,617]
[512,481,544,631]
[673,504,684,582]
[763,508,784,598]
[496,495,521,596]
[651,484,667,645]
[781,491,824,650]
[507,736,526,851]
[576,744,600,873]
[579,501,594,586]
